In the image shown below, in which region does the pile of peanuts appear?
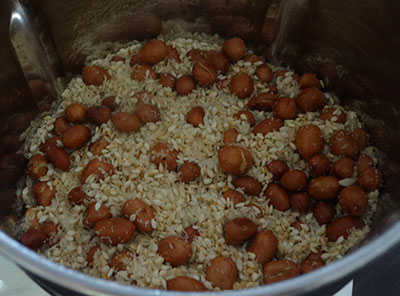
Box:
[17,35,382,292]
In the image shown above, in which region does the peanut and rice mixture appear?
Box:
[15,31,381,291]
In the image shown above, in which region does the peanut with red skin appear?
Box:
[218,145,253,175]
[205,256,238,290]
[222,38,246,62]
[158,236,192,266]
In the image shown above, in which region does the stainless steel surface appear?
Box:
[9,0,62,104]
[0,0,400,295]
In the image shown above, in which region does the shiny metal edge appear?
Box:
[1,220,400,296]
[9,0,62,102]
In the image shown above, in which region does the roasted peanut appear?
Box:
[299,73,320,89]
[218,144,253,175]
[339,185,367,216]
[86,245,100,266]
[233,111,255,126]
[32,182,56,206]
[243,54,265,64]
[253,118,283,136]
[110,250,133,271]
[248,92,276,111]
[67,186,86,205]
[205,256,238,290]
[308,176,341,200]
[81,158,114,183]
[159,73,176,89]
[358,167,382,192]
[187,49,204,62]
[62,125,91,149]
[111,112,141,132]
[352,128,367,150]
[319,108,346,123]
[135,103,160,123]
[331,158,354,179]
[111,55,125,62]
[130,54,140,67]
[222,38,246,62]
[131,64,157,81]
[263,260,301,284]
[305,250,324,263]
[244,203,264,219]
[95,217,136,245]
[225,217,257,245]
[290,192,310,213]
[53,117,69,135]
[138,39,168,64]
[357,154,374,174]
[158,236,192,266]
[186,106,205,127]
[256,64,273,83]
[264,183,290,211]
[295,125,324,159]
[167,276,206,292]
[179,161,201,182]
[102,96,118,111]
[223,189,245,205]
[270,83,280,92]
[223,128,239,144]
[301,251,325,274]
[122,199,155,233]
[233,176,261,196]
[295,87,326,112]
[82,65,110,86]
[87,106,111,125]
[326,216,364,242]
[290,219,303,230]
[176,75,195,95]
[27,154,48,179]
[183,226,200,243]
[166,45,181,63]
[20,228,47,250]
[230,73,254,99]
[83,202,112,228]
[280,170,307,192]
[42,221,59,246]
[248,230,277,264]
[65,103,87,123]
[45,145,70,171]
[90,137,110,156]
[308,154,330,177]
[313,201,336,224]
[150,142,178,171]
[266,160,289,181]
[204,50,229,74]
[330,130,359,158]
[39,136,61,153]
[273,97,297,120]
[192,59,217,86]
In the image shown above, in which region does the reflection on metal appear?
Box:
[269,0,311,65]
[9,0,62,107]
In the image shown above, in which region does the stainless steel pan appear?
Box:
[1,0,400,295]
